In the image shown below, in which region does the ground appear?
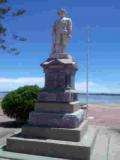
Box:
[88,104,120,129]
[0,104,120,160]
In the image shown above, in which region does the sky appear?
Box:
[0,0,120,93]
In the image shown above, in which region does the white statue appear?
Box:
[51,8,72,56]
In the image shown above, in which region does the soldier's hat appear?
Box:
[57,8,67,15]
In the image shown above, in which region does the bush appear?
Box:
[1,85,40,123]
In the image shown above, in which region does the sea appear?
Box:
[78,94,120,104]
[0,92,8,98]
[0,92,120,104]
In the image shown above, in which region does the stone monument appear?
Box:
[50,8,72,56]
[5,8,98,160]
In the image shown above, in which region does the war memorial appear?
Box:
[4,9,98,160]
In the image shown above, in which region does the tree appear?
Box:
[1,85,40,123]
[0,0,27,54]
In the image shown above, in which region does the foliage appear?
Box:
[1,85,40,123]
[0,0,27,54]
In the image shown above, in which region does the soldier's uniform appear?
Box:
[51,17,72,54]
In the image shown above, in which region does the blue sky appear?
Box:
[0,0,120,93]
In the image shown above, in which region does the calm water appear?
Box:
[0,92,8,98]
[78,94,120,104]
[0,92,120,104]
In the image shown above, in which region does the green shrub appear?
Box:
[1,85,40,123]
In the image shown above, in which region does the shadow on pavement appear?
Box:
[0,121,23,128]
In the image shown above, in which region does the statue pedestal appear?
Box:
[38,54,78,103]
[28,109,85,128]
[4,54,97,160]
[49,53,73,59]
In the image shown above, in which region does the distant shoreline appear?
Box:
[0,92,120,96]
[79,93,120,96]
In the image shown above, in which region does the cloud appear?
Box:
[0,77,119,93]
[0,77,44,91]
[75,81,112,93]
[75,81,97,92]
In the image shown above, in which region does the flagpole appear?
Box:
[86,27,90,117]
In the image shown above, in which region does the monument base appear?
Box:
[3,52,98,159]
[22,120,88,142]
[34,101,81,113]
[5,126,98,160]
[28,109,85,128]
[38,89,78,102]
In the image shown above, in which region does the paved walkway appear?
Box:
[88,104,120,129]
[91,126,120,160]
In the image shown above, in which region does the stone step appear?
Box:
[28,109,85,128]
[22,120,88,142]
[0,146,60,160]
[35,101,81,113]
[5,126,98,160]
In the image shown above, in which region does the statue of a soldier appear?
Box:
[51,8,72,56]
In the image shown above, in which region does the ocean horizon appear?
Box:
[0,92,120,104]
